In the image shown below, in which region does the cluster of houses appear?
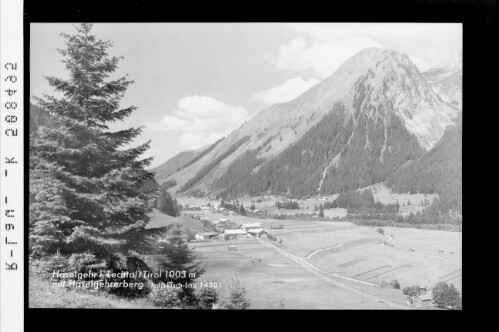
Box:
[194,221,269,241]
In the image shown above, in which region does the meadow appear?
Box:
[135,204,461,309]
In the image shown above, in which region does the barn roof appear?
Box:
[241,223,262,227]
[197,232,219,236]
[247,228,266,234]
[223,229,247,235]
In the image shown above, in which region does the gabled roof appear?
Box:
[241,223,262,227]
[197,232,219,236]
[223,229,247,235]
[247,228,266,234]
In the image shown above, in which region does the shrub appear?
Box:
[390,279,400,289]
[149,285,182,308]
[196,287,219,309]
[218,276,250,309]
[39,251,70,276]
[402,285,421,297]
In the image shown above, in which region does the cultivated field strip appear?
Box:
[366,265,411,280]
[444,274,462,283]
[382,241,460,262]
[338,258,366,269]
[438,268,462,280]
[257,238,408,309]
[354,265,392,277]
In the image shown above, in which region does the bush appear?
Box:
[402,285,421,297]
[196,287,219,309]
[149,285,182,308]
[390,279,400,289]
[38,251,70,276]
[67,251,109,274]
[218,276,250,309]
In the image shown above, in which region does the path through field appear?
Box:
[304,243,343,259]
[256,238,408,309]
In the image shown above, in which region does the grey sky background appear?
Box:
[31,23,462,167]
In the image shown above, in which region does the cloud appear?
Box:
[286,23,455,41]
[145,95,250,149]
[273,35,382,78]
[252,76,320,104]
[272,23,462,77]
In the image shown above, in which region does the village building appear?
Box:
[223,229,248,240]
[247,228,268,239]
[407,296,423,307]
[419,293,433,302]
[407,291,433,308]
[201,206,210,211]
[194,232,219,240]
[241,222,262,232]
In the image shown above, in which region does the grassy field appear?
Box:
[273,222,462,292]
[176,205,461,308]
[190,238,397,309]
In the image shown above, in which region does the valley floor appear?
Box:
[173,202,461,309]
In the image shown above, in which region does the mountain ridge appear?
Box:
[156,48,460,206]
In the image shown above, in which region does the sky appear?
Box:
[30,23,462,167]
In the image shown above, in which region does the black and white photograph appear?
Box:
[28,22,463,310]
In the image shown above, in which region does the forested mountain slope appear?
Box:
[386,115,462,214]
[160,48,460,206]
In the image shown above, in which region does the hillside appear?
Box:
[151,150,197,183]
[164,48,458,199]
[386,115,462,214]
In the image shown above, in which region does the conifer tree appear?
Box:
[221,275,250,309]
[155,225,206,307]
[319,204,325,218]
[156,185,180,217]
[239,204,247,216]
[30,24,156,263]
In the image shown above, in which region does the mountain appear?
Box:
[151,150,197,183]
[386,114,462,214]
[161,48,460,200]
[151,138,225,184]
[423,51,462,109]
